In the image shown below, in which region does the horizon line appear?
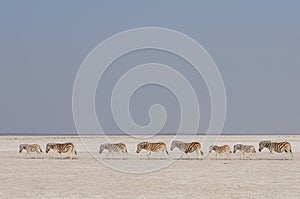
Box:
[0,133,299,136]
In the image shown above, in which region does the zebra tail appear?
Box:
[72,147,77,155]
[40,148,43,153]
[200,150,204,156]
[165,150,169,155]
[125,149,128,153]
[230,151,232,153]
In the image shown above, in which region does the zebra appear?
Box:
[19,144,43,159]
[136,142,169,158]
[258,140,293,160]
[170,140,203,159]
[233,144,258,160]
[209,145,231,160]
[46,142,77,160]
[99,143,128,158]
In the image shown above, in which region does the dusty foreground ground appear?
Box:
[0,135,299,198]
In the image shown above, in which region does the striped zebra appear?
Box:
[136,142,169,158]
[170,140,203,159]
[258,140,293,160]
[99,143,128,158]
[46,142,77,160]
[233,144,258,160]
[19,144,43,159]
[209,145,231,160]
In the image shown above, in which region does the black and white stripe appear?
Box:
[209,145,231,160]
[45,142,77,160]
[99,143,128,158]
[233,144,258,160]
[19,144,43,159]
[258,140,293,160]
[136,142,169,158]
[170,140,203,159]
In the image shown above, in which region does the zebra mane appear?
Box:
[19,144,28,150]
[209,145,216,152]
[260,140,271,148]
[172,140,183,144]
[46,143,56,148]
[139,142,148,148]
[100,143,110,148]
[234,144,243,149]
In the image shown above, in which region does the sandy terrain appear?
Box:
[0,135,299,198]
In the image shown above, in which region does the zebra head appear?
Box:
[136,142,147,153]
[258,140,271,152]
[233,144,242,153]
[99,144,108,153]
[209,145,216,153]
[45,143,54,153]
[19,144,27,153]
[170,141,179,151]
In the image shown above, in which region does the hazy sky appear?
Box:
[0,1,299,135]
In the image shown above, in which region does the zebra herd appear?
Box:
[19,140,294,160]
[19,142,77,160]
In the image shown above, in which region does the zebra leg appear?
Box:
[179,152,184,160]
[147,151,151,159]
[271,151,275,160]
[160,151,164,159]
[254,153,258,160]
[226,152,230,160]
[105,152,110,159]
[290,150,294,160]
[283,151,288,160]
[26,150,30,159]
[215,152,218,160]
[187,153,191,160]
[124,151,128,159]
[195,150,200,160]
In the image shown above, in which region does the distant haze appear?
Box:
[0,1,299,135]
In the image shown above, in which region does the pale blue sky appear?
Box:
[0,1,299,134]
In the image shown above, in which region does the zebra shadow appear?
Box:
[137,157,171,160]
[254,157,293,161]
[205,158,232,160]
[100,158,129,160]
[48,156,78,160]
[21,157,43,160]
[172,158,203,160]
